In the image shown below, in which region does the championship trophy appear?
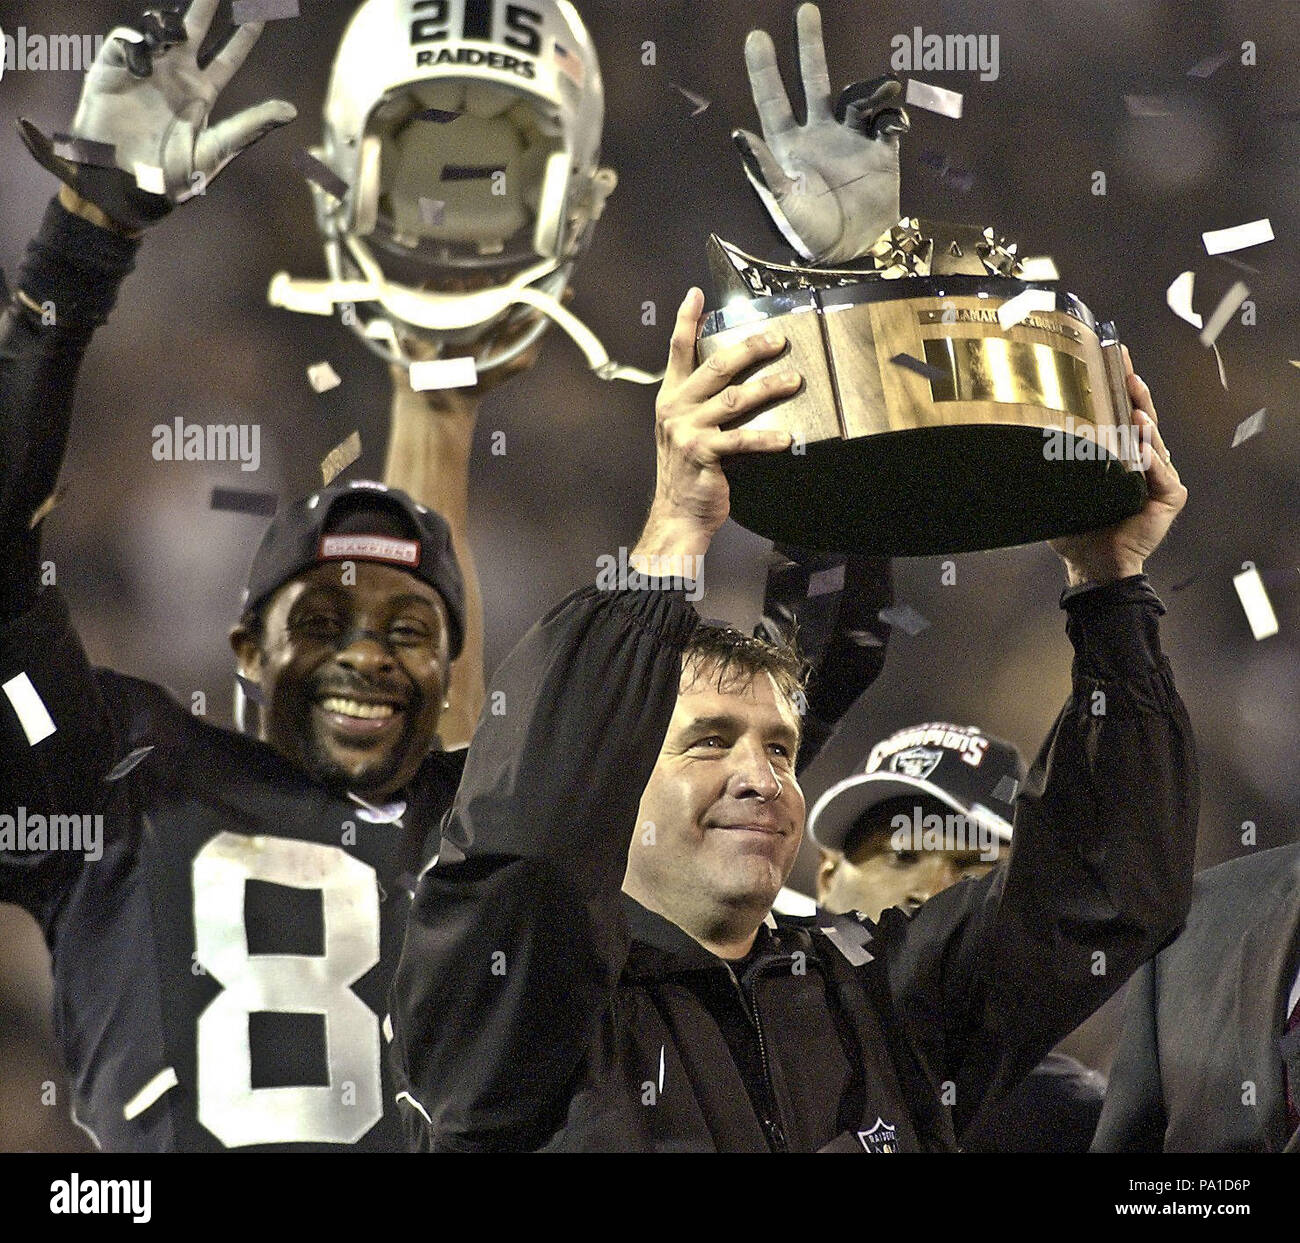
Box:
[700,12,1147,557]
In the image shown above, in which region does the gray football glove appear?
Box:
[733,3,909,265]
[17,1,296,231]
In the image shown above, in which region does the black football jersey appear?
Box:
[0,587,462,1151]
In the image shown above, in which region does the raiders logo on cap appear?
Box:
[887,746,943,781]
[808,722,1026,853]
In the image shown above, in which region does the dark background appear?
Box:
[1,0,1297,1150]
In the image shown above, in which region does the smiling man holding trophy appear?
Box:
[391,4,1200,1153]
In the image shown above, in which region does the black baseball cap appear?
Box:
[807,722,1025,852]
[240,480,466,659]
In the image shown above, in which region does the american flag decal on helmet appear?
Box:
[553,40,585,87]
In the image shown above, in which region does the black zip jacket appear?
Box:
[391,577,1199,1151]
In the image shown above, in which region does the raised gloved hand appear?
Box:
[733,3,909,265]
[17,1,296,232]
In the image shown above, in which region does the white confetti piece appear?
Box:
[1124,95,1171,117]
[879,604,930,636]
[997,288,1056,329]
[122,1067,179,1121]
[1211,341,1228,389]
[410,357,479,392]
[1187,49,1232,78]
[807,564,846,597]
[307,361,342,393]
[822,921,874,966]
[320,431,362,486]
[906,79,963,118]
[1202,218,1274,255]
[1233,564,1279,640]
[1199,280,1249,347]
[1165,271,1203,329]
[2,672,56,745]
[1231,407,1267,447]
[1018,256,1060,282]
[669,82,710,116]
[133,162,166,195]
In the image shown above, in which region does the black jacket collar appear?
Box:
[620,892,781,975]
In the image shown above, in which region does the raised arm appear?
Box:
[0,190,140,617]
[382,317,545,748]
[2,4,291,909]
[385,378,485,751]
[868,358,1196,1142]
[757,548,892,773]
[4,0,293,577]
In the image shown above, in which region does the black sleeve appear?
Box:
[0,589,125,915]
[0,199,140,912]
[391,583,697,1151]
[962,1051,1106,1153]
[867,575,1197,1142]
[756,548,892,773]
[1090,959,1168,1151]
[0,197,141,618]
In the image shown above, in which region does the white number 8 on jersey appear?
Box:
[192,833,383,1147]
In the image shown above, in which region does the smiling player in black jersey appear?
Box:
[0,0,606,1151]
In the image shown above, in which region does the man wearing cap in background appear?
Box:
[0,1,555,1152]
[811,723,1108,1152]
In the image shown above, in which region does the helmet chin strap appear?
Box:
[356,289,558,375]
[268,236,663,384]
[508,283,664,383]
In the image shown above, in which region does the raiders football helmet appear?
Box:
[269,0,658,383]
